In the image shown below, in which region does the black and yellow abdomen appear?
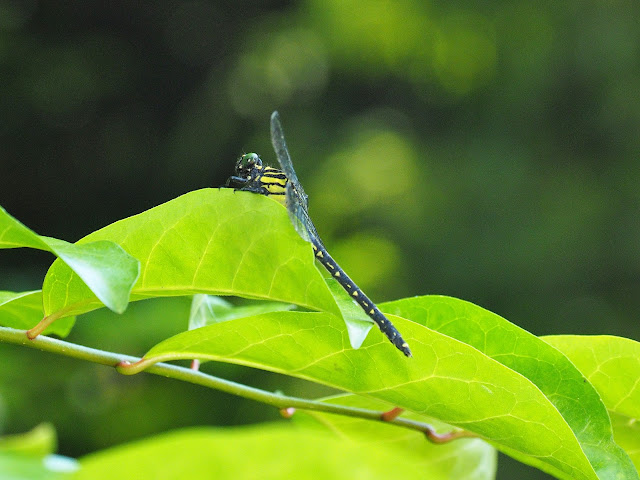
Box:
[310,239,411,357]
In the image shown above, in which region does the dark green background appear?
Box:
[1,2,638,478]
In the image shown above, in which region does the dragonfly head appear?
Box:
[235,153,263,179]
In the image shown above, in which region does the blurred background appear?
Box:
[1,1,639,478]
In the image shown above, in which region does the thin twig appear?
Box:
[0,326,475,443]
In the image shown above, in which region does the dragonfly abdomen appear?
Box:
[311,239,412,357]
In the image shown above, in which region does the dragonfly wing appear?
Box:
[270,111,308,209]
[271,110,318,245]
[286,183,311,242]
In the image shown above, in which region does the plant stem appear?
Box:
[0,326,475,442]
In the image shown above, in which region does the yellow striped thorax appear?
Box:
[235,153,288,204]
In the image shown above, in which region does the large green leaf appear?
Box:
[133,309,614,480]
[382,296,636,479]
[42,189,338,320]
[544,335,640,472]
[0,206,138,317]
[293,393,497,480]
[0,291,73,337]
[542,335,640,419]
[74,424,464,480]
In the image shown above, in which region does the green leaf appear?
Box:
[543,335,640,419]
[0,206,139,316]
[382,296,637,480]
[0,207,47,250]
[137,309,610,480]
[188,295,294,330]
[0,425,77,480]
[543,335,640,472]
[0,291,74,336]
[42,189,338,319]
[0,424,57,458]
[75,424,457,480]
[42,238,139,315]
[325,278,373,349]
[293,393,497,480]
[0,454,74,480]
[610,412,640,471]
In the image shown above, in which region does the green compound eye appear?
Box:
[235,153,262,177]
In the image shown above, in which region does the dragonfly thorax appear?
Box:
[230,152,288,204]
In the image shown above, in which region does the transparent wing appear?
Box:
[285,183,326,250]
[271,110,321,245]
[270,111,308,210]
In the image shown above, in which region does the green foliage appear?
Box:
[41,189,335,319]
[0,424,76,479]
[0,424,57,458]
[543,335,640,470]
[75,424,490,480]
[293,394,497,479]
[0,291,72,337]
[2,3,639,479]
[0,192,638,479]
[134,309,634,479]
[0,206,139,323]
[187,294,294,330]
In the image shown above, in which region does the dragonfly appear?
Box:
[225,111,411,357]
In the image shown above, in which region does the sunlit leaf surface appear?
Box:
[0,206,138,317]
[0,291,73,336]
[76,424,467,480]
[136,303,637,480]
[42,189,337,322]
[293,393,497,480]
[544,335,640,472]
[543,335,640,420]
[383,297,635,479]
